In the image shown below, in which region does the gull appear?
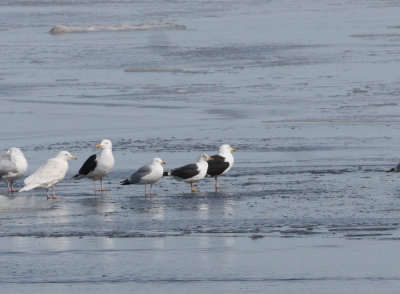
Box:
[0,147,28,193]
[73,139,114,192]
[206,144,236,191]
[20,151,77,199]
[166,153,213,193]
[121,157,166,195]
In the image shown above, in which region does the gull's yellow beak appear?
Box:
[71,156,78,160]
[232,148,237,152]
[97,144,103,148]
[2,154,8,158]
[162,161,167,165]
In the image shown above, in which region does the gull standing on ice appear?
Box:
[121,157,166,195]
[73,139,114,192]
[206,144,236,191]
[0,147,28,193]
[19,151,77,199]
[165,153,213,193]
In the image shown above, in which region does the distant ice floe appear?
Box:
[124,68,208,74]
[49,22,186,34]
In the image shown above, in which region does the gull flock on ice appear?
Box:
[0,140,236,199]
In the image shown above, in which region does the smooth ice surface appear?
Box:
[1,236,400,294]
[1,0,400,293]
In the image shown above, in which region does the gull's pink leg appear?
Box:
[99,178,109,191]
[94,178,109,192]
[190,183,200,193]
[148,184,157,196]
[215,177,223,191]
[52,186,58,199]
[10,181,18,193]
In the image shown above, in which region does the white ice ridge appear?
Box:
[0,195,52,211]
[50,22,186,34]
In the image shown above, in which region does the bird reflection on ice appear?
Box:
[223,199,236,219]
[198,203,209,220]
[150,205,165,221]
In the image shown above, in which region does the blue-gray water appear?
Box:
[2,0,400,293]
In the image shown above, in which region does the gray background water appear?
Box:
[1,0,400,293]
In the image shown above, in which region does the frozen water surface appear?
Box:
[1,0,400,293]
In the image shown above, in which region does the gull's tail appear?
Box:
[19,184,38,192]
[72,173,83,180]
[120,179,131,185]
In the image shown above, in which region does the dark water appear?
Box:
[1,0,400,293]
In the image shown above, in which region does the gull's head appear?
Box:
[2,147,24,159]
[198,153,213,162]
[97,139,112,150]
[152,157,166,165]
[219,144,236,154]
[57,151,78,161]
